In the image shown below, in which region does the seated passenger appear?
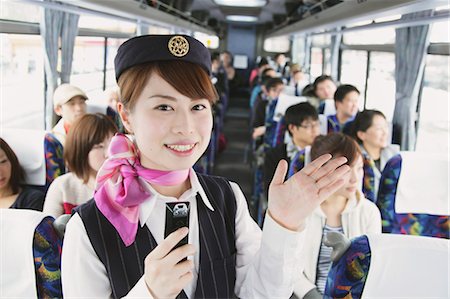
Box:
[252,77,284,140]
[51,84,88,146]
[44,113,117,217]
[0,138,44,210]
[274,53,290,81]
[313,75,337,113]
[264,102,320,193]
[289,64,308,96]
[292,133,381,298]
[104,87,120,112]
[327,84,359,134]
[350,110,399,202]
[211,52,228,98]
[249,57,269,89]
[249,67,276,108]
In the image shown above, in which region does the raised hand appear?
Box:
[268,154,350,231]
[144,228,195,299]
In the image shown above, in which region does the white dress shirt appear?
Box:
[62,169,305,298]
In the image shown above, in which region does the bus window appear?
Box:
[0,1,40,23]
[310,47,323,79]
[70,37,106,102]
[0,34,45,130]
[193,32,219,49]
[340,50,367,110]
[105,38,127,92]
[344,27,395,45]
[416,18,450,154]
[365,52,395,122]
[263,36,290,53]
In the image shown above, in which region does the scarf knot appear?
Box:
[94,134,189,246]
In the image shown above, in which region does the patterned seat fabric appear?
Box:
[33,217,63,298]
[324,235,371,298]
[362,153,376,202]
[288,148,307,178]
[272,116,287,148]
[44,133,65,190]
[377,154,449,239]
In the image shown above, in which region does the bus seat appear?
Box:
[377,152,449,239]
[0,209,63,298]
[324,232,449,298]
[1,129,65,192]
[272,116,287,147]
[322,99,336,117]
[87,102,124,133]
[318,114,328,135]
[287,146,311,178]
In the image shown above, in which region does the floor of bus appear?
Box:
[212,95,257,219]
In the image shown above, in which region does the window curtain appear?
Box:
[303,35,312,78]
[330,32,342,80]
[40,2,79,129]
[392,10,432,150]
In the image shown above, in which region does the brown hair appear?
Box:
[64,113,118,183]
[310,133,361,166]
[118,60,218,111]
[0,138,25,193]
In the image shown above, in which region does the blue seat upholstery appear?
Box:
[377,153,449,239]
[325,233,449,298]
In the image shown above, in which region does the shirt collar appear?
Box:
[138,168,214,227]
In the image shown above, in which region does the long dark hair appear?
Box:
[0,138,25,194]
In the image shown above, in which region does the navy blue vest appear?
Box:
[76,174,237,299]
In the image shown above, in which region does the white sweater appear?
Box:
[43,172,94,218]
[293,192,382,298]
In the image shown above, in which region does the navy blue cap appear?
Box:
[114,34,211,81]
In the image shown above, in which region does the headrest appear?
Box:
[322,99,336,117]
[395,152,449,216]
[363,233,449,298]
[273,93,307,122]
[0,209,52,297]
[0,129,46,186]
[318,114,328,135]
[86,102,109,114]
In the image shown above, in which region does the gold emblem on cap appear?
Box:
[168,36,189,57]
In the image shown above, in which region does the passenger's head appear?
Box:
[263,77,284,100]
[220,51,233,67]
[351,110,389,150]
[0,138,25,194]
[53,84,88,125]
[114,35,217,170]
[211,52,221,72]
[313,75,336,100]
[311,133,363,198]
[274,53,286,66]
[334,84,360,118]
[64,113,118,183]
[261,67,276,79]
[284,102,320,147]
[104,87,120,111]
[258,57,269,69]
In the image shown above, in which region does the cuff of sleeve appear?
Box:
[124,277,153,298]
[262,212,305,256]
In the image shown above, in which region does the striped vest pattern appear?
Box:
[76,174,237,299]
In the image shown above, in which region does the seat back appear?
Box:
[287,146,311,178]
[325,233,449,298]
[322,99,336,117]
[0,209,62,298]
[1,129,65,192]
[272,116,287,148]
[377,152,449,238]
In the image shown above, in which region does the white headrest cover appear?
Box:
[273,93,307,122]
[318,114,328,135]
[395,151,449,216]
[322,99,336,117]
[1,129,46,186]
[86,102,108,114]
[0,209,51,297]
[363,233,449,298]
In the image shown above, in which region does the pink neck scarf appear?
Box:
[94,133,189,246]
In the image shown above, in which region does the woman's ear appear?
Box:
[356,130,366,142]
[117,102,133,134]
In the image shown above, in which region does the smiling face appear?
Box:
[358,114,389,150]
[118,73,213,171]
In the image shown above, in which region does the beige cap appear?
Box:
[53,84,87,107]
